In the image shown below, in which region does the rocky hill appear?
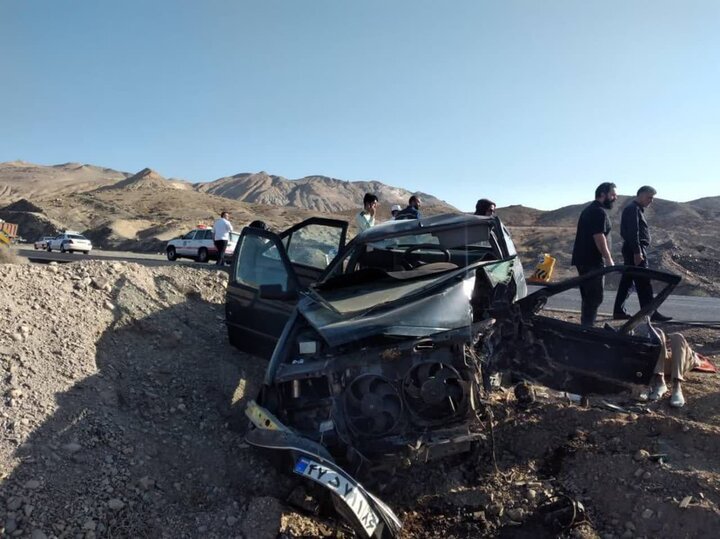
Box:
[0,162,129,200]
[195,171,455,213]
[97,168,193,192]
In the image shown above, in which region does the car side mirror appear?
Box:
[259,284,298,301]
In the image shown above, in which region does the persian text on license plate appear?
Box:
[294,457,379,537]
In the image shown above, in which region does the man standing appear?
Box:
[213,211,233,266]
[474,198,496,216]
[394,195,422,220]
[613,186,672,322]
[356,193,378,232]
[571,182,617,326]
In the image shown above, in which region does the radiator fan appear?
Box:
[403,362,468,422]
[343,375,402,437]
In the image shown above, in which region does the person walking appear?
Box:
[474,198,496,216]
[571,182,617,326]
[213,211,234,265]
[356,193,378,232]
[394,195,422,220]
[613,186,672,322]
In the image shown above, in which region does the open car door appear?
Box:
[488,265,682,395]
[226,218,348,358]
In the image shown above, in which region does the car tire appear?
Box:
[167,246,177,261]
[60,246,67,253]
[197,247,209,263]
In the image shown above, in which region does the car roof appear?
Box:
[354,213,499,243]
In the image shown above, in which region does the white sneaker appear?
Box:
[670,386,685,408]
[649,382,668,401]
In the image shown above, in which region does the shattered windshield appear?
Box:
[323,223,500,281]
[314,223,508,312]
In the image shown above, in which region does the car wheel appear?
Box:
[167,246,177,261]
[60,246,67,253]
[197,247,209,263]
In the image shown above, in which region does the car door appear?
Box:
[177,231,196,256]
[495,265,681,394]
[226,218,348,358]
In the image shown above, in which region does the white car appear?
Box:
[47,232,93,254]
[34,236,54,250]
[165,227,240,264]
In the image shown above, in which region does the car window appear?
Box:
[182,231,196,240]
[286,224,343,270]
[201,230,213,240]
[234,235,290,291]
[68,234,86,240]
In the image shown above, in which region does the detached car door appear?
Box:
[497,265,681,394]
[226,218,348,358]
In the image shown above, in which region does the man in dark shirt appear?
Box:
[571,182,617,326]
[395,195,422,220]
[613,186,672,322]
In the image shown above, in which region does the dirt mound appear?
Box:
[0,199,44,213]
[0,261,278,538]
[0,262,718,537]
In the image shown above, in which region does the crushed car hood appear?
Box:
[300,273,477,348]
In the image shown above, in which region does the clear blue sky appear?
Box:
[1,0,718,211]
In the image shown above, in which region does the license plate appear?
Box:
[294,457,379,537]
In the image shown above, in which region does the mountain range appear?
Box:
[1,161,718,296]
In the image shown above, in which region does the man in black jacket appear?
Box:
[571,182,617,326]
[613,186,672,322]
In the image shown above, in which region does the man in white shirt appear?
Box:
[356,193,378,232]
[213,211,234,265]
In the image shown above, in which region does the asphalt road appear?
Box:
[15,245,226,270]
[14,245,720,324]
[529,286,720,324]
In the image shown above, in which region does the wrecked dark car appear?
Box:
[225,214,680,538]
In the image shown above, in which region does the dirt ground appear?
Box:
[0,260,718,538]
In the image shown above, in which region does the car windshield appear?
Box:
[68,234,87,240]
[317,222,501,289]
[310,221,515,314]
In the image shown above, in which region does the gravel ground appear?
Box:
[0,260,718,538]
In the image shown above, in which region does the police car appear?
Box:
[165,225,239,264]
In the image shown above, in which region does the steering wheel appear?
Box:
[401,244,451,269]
